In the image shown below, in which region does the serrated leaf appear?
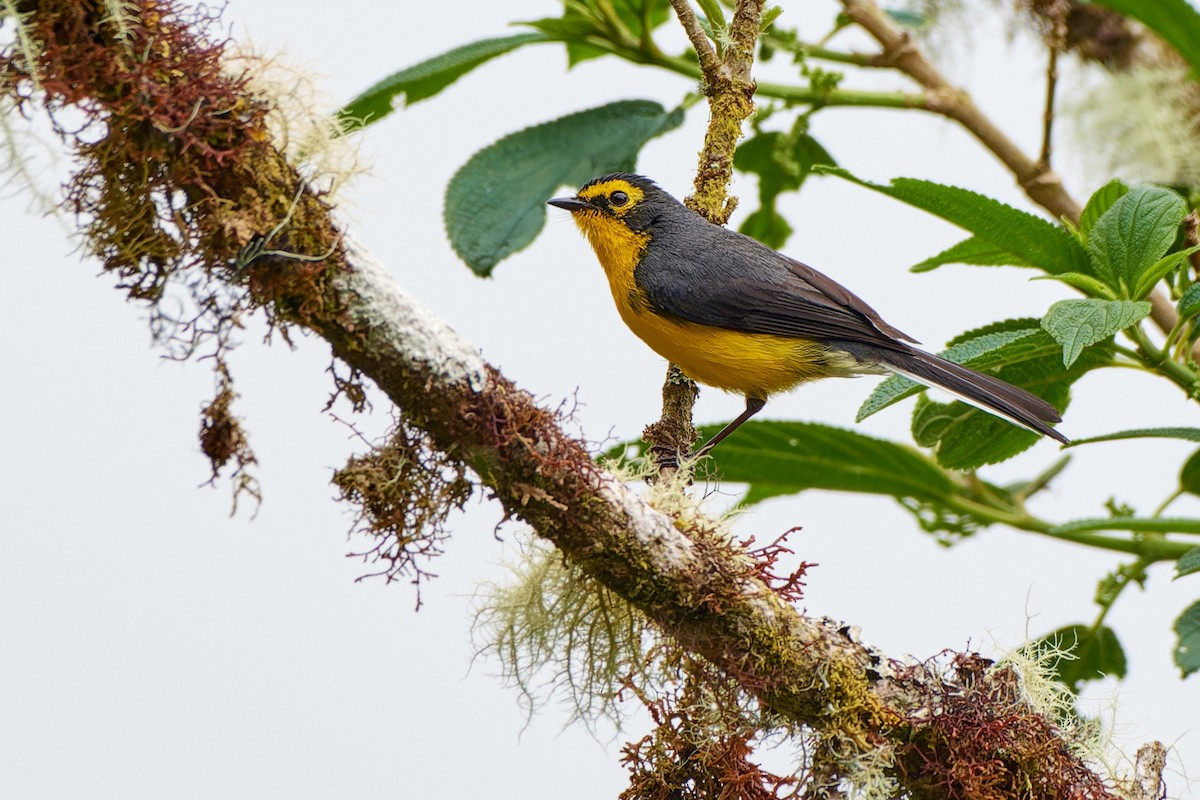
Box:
[613,420,960,506]
[1040,299,1151,367]
[1067,427,1200,446]
[858,322,1058,422]
[820,167,1089,275]
[1134,246,1200,299]
[1176,547,1200,579]
[337,34,548,131]
[1028,624,1127,691]
[1079,179,1129,241]
[1173,600,1200,676]
[445,100,684,275]
[910,236,1034,273]
[1090,0,1200,78]
[1180,284,1200,320]
[1088,185,1186,293]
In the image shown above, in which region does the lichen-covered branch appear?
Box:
[0,1,1150,796]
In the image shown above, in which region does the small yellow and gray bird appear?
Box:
[548,173,1067,452]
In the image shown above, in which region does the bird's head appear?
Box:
[548,173,675,233]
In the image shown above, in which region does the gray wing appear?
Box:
[635,223,918,349]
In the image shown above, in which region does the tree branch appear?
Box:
[841,0,1082,221]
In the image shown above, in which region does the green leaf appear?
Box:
[1182,449,1200,497]
[1040,299,1151,367]
[760,5,784,30]
[1067,427,1200,446]
[1087,185,1186,293]
[1134,246,1200,299]
[1028,624,1127,691]
[529,0,673,66]
[1179,284,1200,320]
[1089,0,1200,78]
[735,130,836,248]
[695,0,727,33]
[1079,179,1129,241]
[1032,271,1117,299]
[910,236,1034,272]
[622,420,960,506]
[1176,547,1200,579]
[337,33,548,131]
[1173,600,1200,677]
[445,100,684,276]
[820,167,1090,275]
[738,208,793,250]
[912,394,1040,468]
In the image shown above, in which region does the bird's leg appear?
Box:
[692,396,766,458]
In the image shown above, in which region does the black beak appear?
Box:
[547,196,595,212]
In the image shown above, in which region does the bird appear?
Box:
[547,173,1067,454]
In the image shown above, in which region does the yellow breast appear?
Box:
[574,213,859,400]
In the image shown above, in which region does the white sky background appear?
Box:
[2,0,1199,797]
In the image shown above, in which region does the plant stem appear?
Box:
[1127,325,1199,393]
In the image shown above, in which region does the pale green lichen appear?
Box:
[472,533,656,729]
[1068,64,1200,189]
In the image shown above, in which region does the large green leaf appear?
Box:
[1174,600,1200,677]
[337,34,549,131]
[682,420,960,505]
[1090,0,1200,78]
[445,100,684,275]
[820,167,1090,275]
[1087,185,1186,295]
[1040,298,1151,367]
[910,236,1033,273]
[1028,624,1127,691]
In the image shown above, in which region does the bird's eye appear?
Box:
[610,191,629,207]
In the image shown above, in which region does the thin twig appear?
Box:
[667,0,720,79]
[1038,1,1069,169]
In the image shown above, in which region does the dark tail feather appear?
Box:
[877,348,1068,444]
